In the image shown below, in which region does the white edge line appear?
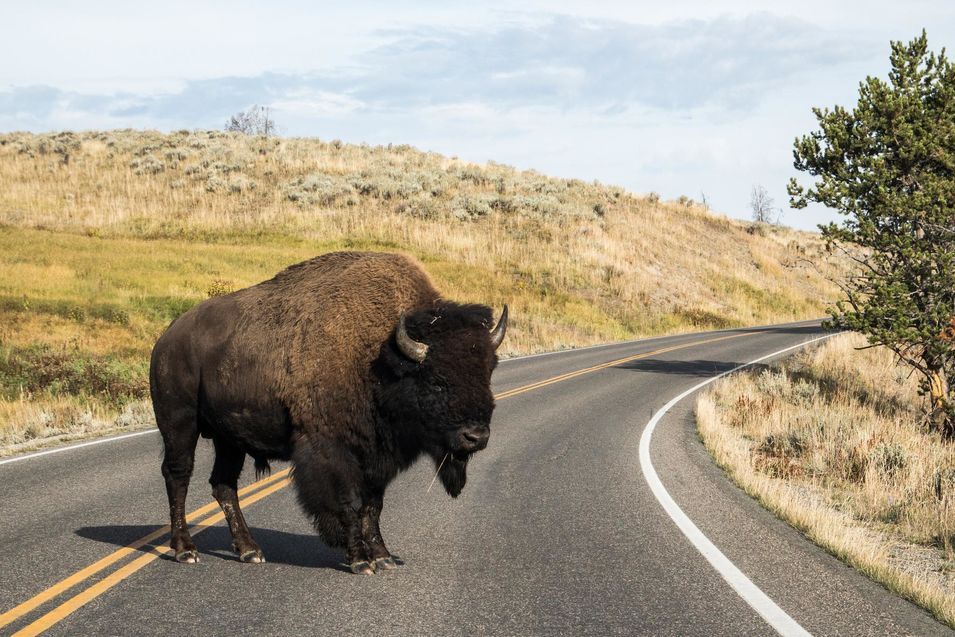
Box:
[638,333,834,637]
[0,321,825,466]
[0,429,158,466]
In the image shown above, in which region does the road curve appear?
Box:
[0,321,949,636]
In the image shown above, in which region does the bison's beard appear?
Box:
[437,450,470,497]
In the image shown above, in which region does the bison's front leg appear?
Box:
[341,489,401,574]
[341,491,377,575]
[360,489,402,572]
[290,442,394,574]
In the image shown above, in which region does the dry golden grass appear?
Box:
[0,397,153,456]
[0,129,845,450]
[698,333,955,627]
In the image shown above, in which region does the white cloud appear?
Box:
[271,91,366,117]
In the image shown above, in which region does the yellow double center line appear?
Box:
[2,330,752,635]
[494,333,747,400]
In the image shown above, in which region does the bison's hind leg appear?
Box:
[157,406,201,563]
[210,437,265,563]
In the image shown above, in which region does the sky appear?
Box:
[2,1,952,231]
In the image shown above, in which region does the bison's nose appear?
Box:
[462,425,490,450]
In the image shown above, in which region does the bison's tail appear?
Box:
[253,457,272,480]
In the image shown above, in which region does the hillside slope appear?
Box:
[0,129,844,448]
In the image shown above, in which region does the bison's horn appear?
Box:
[489,304,508,350]
[396,313,428,362]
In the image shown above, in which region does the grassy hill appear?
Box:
[0,129,844,450]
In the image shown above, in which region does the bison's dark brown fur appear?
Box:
[150,251,506,573]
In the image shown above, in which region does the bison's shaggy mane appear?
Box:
[404,302,494,340]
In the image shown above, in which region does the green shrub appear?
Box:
[451,194,493,220]
[869,443,906,478]
[285,174,354,206]
[0,344,149,407]
[348,170,423,200]
[205,175,226,193]
[228,174,256,193]
[129,155,165,175]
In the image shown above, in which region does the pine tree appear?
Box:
[789,31,955,438]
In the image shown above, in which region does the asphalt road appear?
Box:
[0,321,950,636]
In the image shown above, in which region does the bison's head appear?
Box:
[375,302,508,497]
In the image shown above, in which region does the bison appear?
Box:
[150,251,507,574]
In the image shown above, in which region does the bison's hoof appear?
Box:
[349,560,376,575]
[373,556,400,571]
[239,549,265,564]
[232,542,265,564]
[175,549,199,564]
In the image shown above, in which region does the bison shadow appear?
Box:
[615,358,772,377]
[75,525,348,571]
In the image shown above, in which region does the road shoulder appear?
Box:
[649,399,950,636]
